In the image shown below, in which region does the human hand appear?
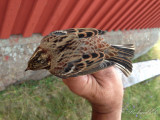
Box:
[63,66,123,120]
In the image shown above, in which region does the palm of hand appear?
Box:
[63,67,123,113]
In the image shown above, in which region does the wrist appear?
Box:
[91,104,122,120]
[92,109,122,120]
[91,101,123,114]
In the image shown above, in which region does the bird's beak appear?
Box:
[25,67,29,71]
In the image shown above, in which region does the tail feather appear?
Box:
[115,63,131,77]
[109,44,135,76]
[112,44,134,58]
[108,56,132,71]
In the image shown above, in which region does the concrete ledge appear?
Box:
[122,59,160,88]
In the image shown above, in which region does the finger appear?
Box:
[63,75,96,97]
[63,75,87,85]
[92,66,116,80]
[92,66,122,89]
[62,75,90,93]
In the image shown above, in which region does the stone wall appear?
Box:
[0,29,159,90]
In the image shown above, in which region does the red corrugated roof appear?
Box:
[0,0,160,38]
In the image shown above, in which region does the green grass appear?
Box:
[0,40,160,120]
[0,77,91,120]
[122,40,160,120]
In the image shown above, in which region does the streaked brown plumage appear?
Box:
[25,28,135,78]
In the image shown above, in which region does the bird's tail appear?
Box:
[109,44,135,77]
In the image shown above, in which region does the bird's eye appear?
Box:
[41,60,45,63]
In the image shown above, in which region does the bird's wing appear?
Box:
[58,30,118,78]
[61,52,106,78]
[44,28,115,78]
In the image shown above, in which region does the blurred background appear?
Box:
[0,0,160,119]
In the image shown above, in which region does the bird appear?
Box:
[25,28,135,79]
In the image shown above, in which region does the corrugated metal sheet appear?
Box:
[0,0,160,38]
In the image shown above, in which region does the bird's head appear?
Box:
[25,47,51,71]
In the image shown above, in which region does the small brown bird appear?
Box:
[25,28,134,78]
